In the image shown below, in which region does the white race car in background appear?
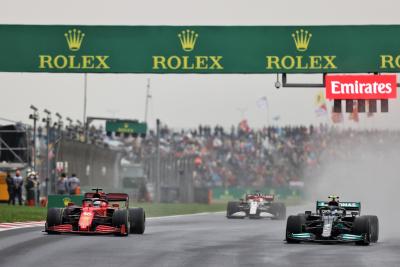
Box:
[226,193,286,220]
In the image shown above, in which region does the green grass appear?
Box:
[0,203,227,223]
[0,204,47,223]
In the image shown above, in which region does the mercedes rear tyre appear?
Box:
[128,208,146,234]
[365,215,379,243]
[286,215,305,243]
[353,216,371,245]
[112,209,129,236]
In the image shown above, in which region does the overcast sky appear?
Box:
[1,0,399,130]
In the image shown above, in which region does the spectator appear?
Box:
[33,173,40,205]
[56,173,69,195]
[13,169,23,205]
[68,174,80,195]
[6,172,15,205]
[25,172,35,206]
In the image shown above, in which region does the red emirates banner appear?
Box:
[326,75,397,100]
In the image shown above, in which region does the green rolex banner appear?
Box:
[0,24,400,73]
[47,195,84,209]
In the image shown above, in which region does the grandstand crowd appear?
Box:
[35,121,400,189]
[138,124,400,188]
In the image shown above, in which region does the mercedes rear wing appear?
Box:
[316,201,361,212]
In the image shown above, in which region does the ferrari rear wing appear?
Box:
[107,193,129,202]
[84,192,129,202]
[316,201,361,212]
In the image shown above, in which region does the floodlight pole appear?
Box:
[29,105,39,171]
[266,98,270,127]
[43,109,51,194]
[83,73,88,141]
[144,78,151,125]
[155,118,161,203]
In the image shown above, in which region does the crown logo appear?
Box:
[64,29,85,51]
[178,29,198,52]
[291,29,312,52]
[63,197,71,206]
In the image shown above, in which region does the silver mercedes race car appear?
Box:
[226,193,286,220]
[285,195,379,245]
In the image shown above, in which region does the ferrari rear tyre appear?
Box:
[129,208,146,234]
[112,209,129,236]
[353,216,371,245]
[226,201,240,219]
[286,215,305,243]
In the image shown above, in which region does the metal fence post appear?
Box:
[155,119,161,203]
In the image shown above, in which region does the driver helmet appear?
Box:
[93,199,101,207]
[328,195,339,206]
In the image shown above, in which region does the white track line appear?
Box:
[0,211,225,232]
[147,211,225,220]
[0,221,45,232]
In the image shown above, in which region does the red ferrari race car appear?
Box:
[45,188,145,236]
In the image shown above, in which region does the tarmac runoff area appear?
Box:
[0,205,399,267]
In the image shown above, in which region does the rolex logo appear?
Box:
[64,29,85,51]
[63,197,71,206]
[152,29,223,71]
[39,28,110,70]
[292,29,312,52]
[178,30,198,52]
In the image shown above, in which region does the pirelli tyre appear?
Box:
[286,215,305,243]
[353,215,372,245]
[226,201,241,219]
[112,209,129,236]
[270,202,286,220]
[128,208,146,234]
[46,208,64,234]
[365,215,379,243]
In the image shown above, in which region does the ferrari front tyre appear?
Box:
[286,215,305,243]
[353,216,371,245]
[46,208,64,226]
[112,209,129,236]
[128,208,146,234]
[46,208,64,234]
[226,201,240,219]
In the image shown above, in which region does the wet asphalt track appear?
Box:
[1,206,399,267]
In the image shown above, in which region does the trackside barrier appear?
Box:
[211,186,303,202]
[47,195,84,208]
[193,187,211,204]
